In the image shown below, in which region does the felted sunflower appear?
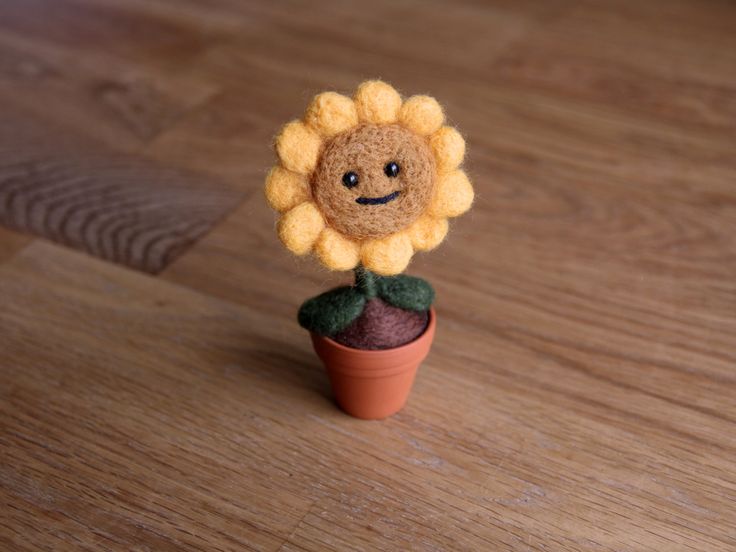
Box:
[265,80,473,276]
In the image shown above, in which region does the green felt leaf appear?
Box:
[297,286,366,336]
[376,275,434,311]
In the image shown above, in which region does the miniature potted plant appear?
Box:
[265,80,473,419]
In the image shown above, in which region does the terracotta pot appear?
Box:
[310,308,436,420]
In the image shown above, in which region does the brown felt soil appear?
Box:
[332,298,429,350]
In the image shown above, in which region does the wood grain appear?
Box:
[0,0,240,272]
[5,238,736,551]
[0,106,243,273]
[0,226,31,264]
[2,0,736,550]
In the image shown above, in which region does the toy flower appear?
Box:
[265,80,474,419]
[265,80,473,275]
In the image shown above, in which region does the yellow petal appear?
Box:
[354,80,402,124]
[277,202,324,255]
[305,92,358,138]
[275,120,322,174]
[429,170,474,218]
[408,215,449,251]
[361,232,414,276]
[265,167,310,213]
[399,95,444,135]
[430,126,465,172]
[315,228,360,271]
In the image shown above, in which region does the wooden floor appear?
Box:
[2,0,736,550]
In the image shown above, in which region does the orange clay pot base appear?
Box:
[311,124,435,240]
[310,308,436,420]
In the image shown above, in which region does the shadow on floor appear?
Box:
[238,337,334,407]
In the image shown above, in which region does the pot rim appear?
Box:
[313,307,436,356]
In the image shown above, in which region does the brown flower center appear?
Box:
[311,124,435,240]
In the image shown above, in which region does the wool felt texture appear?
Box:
[360,232,414,275]
[399,95,445,136]
[315,227,361,271]
[268,79,474,275]
[407,215,449,251]
[275,120,321,175]
[332,298,429,350]
[277,202,324,255]
[354,266,434,310]
[265,167,310,213]
[298,268,434,341]
[429,169,474,218]
[305,92,359,138]
[430,126,465,173]
[312,124,435,240]
[353,265,380,299]
[355,191,400,205]
[375,274,435,311]
[354,80,402,125]
[298,286,366,336]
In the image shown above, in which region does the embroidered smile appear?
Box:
[355,190,400,205]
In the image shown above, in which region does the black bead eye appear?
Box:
[384,161,400,178]
[342,171,359,188]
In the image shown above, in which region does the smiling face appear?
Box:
[311,124,435,239]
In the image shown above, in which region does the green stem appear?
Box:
[354,266,378,299]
